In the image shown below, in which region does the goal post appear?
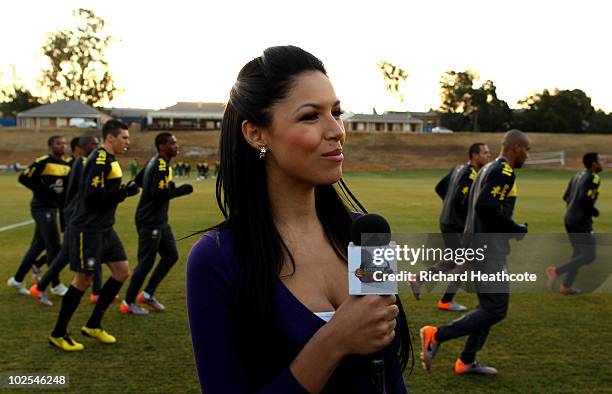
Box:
[525,150,565,166]
[601,154,612,168]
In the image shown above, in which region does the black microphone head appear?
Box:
[349,213,391,246]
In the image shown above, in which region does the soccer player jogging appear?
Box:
[420,130,530,376]
[411,143,491,311]
[547,153,603,295]
[120,133,193,314]
[48,120,139,351]
[30,135,100,306]
[8,136,70,296]
[30,137,82,283]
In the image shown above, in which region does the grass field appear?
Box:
[1,169,611,393]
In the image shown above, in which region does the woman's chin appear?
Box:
[316,170,343,185]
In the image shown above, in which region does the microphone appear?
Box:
[349,214,393,394]
[349,214,391,247]
[349,214,396,290]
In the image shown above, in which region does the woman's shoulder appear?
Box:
[189,226,235,257]
[187,227,237,282]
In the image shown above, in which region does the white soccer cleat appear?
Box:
[7,277,30,296]
[119,300,149,315]
[50,283,69,296]
[38,291,54,306]
[138,291,166,312]
[30,284,53,306]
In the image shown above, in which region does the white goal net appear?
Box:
[525,150,565,166]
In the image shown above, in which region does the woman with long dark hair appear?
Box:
[187,45,412,393]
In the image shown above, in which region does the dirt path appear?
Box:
[1,128,610,170]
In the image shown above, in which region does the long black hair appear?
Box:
[212,45,412,374]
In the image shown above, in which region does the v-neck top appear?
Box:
[313,311,335,323]
[187,228,408,393]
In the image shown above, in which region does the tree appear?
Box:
[587,109,612,133]
[38,8,118,107]
[438,70,511,131]
[0,88,40,118]
[0,67,41,117]
[471,80,512,132]
[377,60,408,106]
[514,89,595,132]
[439,70,478,115]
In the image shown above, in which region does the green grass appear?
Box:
[0,169,610,393]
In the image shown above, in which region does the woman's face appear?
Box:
[264,71,345,186]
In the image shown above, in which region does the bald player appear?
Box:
[420,130,530,376]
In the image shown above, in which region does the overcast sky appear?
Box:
[1,0,610,113]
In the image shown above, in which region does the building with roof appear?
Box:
[17,100,111,129]
[148,102,225,130]
[343,112,424,133]
[408,111,442,132]
[107,107,152,130]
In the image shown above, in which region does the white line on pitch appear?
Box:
[0,220,34,233]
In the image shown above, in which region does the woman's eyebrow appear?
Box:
[293,100,341,114]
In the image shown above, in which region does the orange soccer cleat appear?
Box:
[419,326,440,371]
[454,358,498,375]
[546,267,557,291]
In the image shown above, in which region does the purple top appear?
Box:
[187,228,408,393]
